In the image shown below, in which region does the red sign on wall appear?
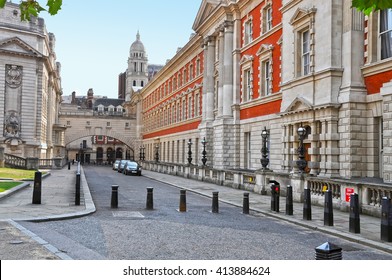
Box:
[345,188,355,202]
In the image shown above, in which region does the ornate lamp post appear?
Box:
[201,137,207,166]
[187,139,193,165]
[260,127,269,170]
[296,124,307,173]
[154,144,159,162]
[141,146,145,161]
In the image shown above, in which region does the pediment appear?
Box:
[289,8,317,26]
[240,55,253,65]
[256,44,274,56]
[0,37,42,57]
[284,97,313,114]
[192,0,221,31]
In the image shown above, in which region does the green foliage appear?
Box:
[0,0,62,21]
[352,0,392,15]
[0,182,21,193]
[0,168,43,180]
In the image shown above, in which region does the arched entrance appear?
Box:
[96,147,104,164]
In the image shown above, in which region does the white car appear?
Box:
[112,160,120,170]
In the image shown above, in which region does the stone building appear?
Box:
[0,2,65,160]
[127,0,392,216]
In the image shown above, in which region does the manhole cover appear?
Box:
[112,211,145,219]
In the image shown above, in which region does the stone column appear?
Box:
[381,81,392,183]
[217,29,224,118]
[222,20,234,118]
[291,123,299,173]
[205,36,215,122]
[309,121,320,176]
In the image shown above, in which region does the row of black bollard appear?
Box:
[32,171,42,204]
[75,172,81,206]
[381,197,392,242]
[269,181,280,212]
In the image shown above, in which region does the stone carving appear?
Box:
[5,65,22,88]
[4,111,20,138]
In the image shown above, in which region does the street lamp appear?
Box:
[201,137,207,166]
[187,139,193,165]
[296,124,307,173]
[260,127,269,170]
[154,144,159,162]
[141,146,145,161]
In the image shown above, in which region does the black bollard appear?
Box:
[75,173,81,206]
[32,171,42,204]
[324,189,334,226]
[179,189,187,212]
[68,161,71,170]
[315,242,342,260]
[303,188,312,220]
[243,192,249,214]
[212,191,219,213]
[146,187,154,210]
[270,184,276,212]
[381,197,392,242]
[286,185,293,215]
[349,193,360,233]
[111,185,119,208]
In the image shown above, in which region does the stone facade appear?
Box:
[0,2,64,159]
[128,0,392,192]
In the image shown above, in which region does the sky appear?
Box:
[38,0,203,99]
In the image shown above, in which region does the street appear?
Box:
[19,166,392,260]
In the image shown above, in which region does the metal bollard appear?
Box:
[111,185,119,208]
[303,188,312,220]
[270,185,276,212]
[146,187,154,210]
[32,171,42,204]
[286,185,293,215]
[315,242,342,260]
[75,173,81,206]
[179,189,187,212]
[68,161,71,170]
[212,191,219,213]
[349,193,360,233]
[381,197,392,242]
[324,189,333,226]
[243,192,249,214]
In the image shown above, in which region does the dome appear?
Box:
[130,31,145,53]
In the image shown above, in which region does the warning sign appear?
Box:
[345,188,355,202]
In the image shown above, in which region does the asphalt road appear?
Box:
[19,166,392,260]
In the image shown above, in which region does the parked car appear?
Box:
[117,160,130,173]
[112,160,120,170]
[124,161,142,176]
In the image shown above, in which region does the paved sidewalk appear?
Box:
[0,166,391,258]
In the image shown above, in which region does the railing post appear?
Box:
[32,171,42,204]
[349,193,360,233]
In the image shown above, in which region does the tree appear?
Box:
[0,0,62,21]
[353,0,392,15]
[1,0,392,21]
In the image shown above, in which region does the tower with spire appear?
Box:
[126,31,149,97]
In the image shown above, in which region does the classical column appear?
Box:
[205,36,215,122]
[222,20,234,117]
[309,121,320,176]
[217,29,224,118]
[291,123,299,174]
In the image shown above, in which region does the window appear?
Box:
[182,99,186,120]
[188,95,193,119]
[86,121,90,126]
[107,122,111,127]
[66,121,71,126]
[134,62,137,72]
[244,20,253,45]
[302,30,310,75]
[263,6,273,33]
[380,9,392,59]
[189,64,194,80]
[196,59,201,76]
[261,60,271,96]
[195,93,199,116]
[133,80,136,86]
[243,69,252,102]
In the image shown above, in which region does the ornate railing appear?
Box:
[4,153,26,169]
